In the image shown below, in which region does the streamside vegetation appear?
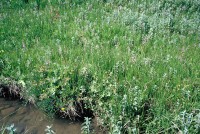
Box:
[0,0,200,133]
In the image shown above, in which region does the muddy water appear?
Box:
[0,98,82,134]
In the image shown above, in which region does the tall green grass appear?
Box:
[1,0,200,133]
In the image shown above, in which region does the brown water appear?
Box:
[0,98,83,134]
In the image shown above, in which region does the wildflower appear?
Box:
[61,107,65,111]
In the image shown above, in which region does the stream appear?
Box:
[0,98,102,134]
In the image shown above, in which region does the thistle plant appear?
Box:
[81,117,91,134]
[5,124,16,134]
[45,125,55,134]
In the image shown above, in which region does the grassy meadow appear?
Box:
[0,0,200,133]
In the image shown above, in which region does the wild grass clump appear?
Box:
[0,0,200,133]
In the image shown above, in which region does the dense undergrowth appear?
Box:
[0,0,200,133]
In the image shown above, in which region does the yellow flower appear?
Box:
[61,107,65,111]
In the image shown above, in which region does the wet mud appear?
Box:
[0,98,82,134]
[0,82,105,134]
